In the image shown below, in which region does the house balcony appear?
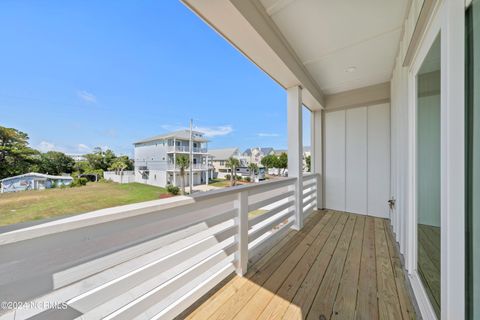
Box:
[166,145,208,154]
[166,163,210,171]
[0,174,416,320]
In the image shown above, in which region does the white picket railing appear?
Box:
[0,174,319,320]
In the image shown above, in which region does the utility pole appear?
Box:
[189,118,193,194]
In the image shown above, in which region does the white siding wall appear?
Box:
[136,170,167,187]
[324,110,346,211]
[324,103,390,218]
[346,107,367,214]
[134,142,168,171]
[367,103,391,218]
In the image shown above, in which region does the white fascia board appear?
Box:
[181,0,324,110]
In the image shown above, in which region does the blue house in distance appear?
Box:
[0,172,73,193]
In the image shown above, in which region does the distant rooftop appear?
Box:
[209,148,239,160]
[1,172,73,182]
[242,147,274,156]
[134,130,209,145]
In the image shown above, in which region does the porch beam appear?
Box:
[287,86,303,230]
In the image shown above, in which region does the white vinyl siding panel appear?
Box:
[367,103,391,218]
[346,107,368,214]
[324,110,346,211]
[324,103,390,217]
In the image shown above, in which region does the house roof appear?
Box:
[1,172,73,182]
[260,147,273,155]
[242,147,274,156]
[209,148,239,160]
[134,130,209,145]
[242,148,252,156]
[273,149,287,155]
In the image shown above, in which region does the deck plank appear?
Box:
[374,218,403,320]
[384,220,416,320]
[255,212,339,320]
[183,212,324,320]
[331,215,366,320]
[233,212,338,320]
[182,211,417,320]
[306,214,356,320]
[282,213,349,320]
[355,216,378,320]
[208,211,330,320]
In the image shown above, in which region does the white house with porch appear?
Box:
[133,130,212,188]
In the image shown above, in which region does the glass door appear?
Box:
[416,34,441,318]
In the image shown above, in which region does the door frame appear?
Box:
[406,1,465,319]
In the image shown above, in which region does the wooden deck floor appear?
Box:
[179,210,416,320]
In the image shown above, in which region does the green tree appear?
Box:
[109,159,128,175]
[176,154,190,195]
[85,148,117,172]
[115,155,134,170]
[278,152,288,175]
[0,126,39,179]
[225,157,240,186]
[248,162,258,182]
[38,151,75,175]
[305,155,311,172]
[260,154,278,170]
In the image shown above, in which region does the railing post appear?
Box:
[235,190,248,276]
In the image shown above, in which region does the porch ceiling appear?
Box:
[259,0,410,94]
[182,0,409,109]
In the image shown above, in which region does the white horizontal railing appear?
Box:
[166,146,208,153]
[166,163,209,170]
[302,173,319,219]
[0,174,318,320]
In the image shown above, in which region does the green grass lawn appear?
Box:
[208,179,231,188]
[248,209,268,218]
[0,182,169,227]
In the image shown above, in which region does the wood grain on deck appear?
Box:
[180,210,416,320]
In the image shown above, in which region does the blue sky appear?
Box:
[0,1,310,156]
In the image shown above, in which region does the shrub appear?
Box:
[244,176,251,182]
[166,184,180,195]
[70,177,88,187]
[225,174,231,180]
[236,175,242,181]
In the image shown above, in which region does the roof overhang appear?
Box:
[181,0,324,110]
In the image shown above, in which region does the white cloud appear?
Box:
[37,141,57,152]
[77,143,91,152]
[195,125,233,137]
[257,133,280,137]
[77,90,97,103]
[160,124,233,138]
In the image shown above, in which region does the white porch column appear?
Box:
[287,86,303,230]
[311,110,323,209]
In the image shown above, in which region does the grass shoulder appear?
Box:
[0,182,169,227]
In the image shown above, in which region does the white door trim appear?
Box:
[406,2,441,319]
[406,1,466,319]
